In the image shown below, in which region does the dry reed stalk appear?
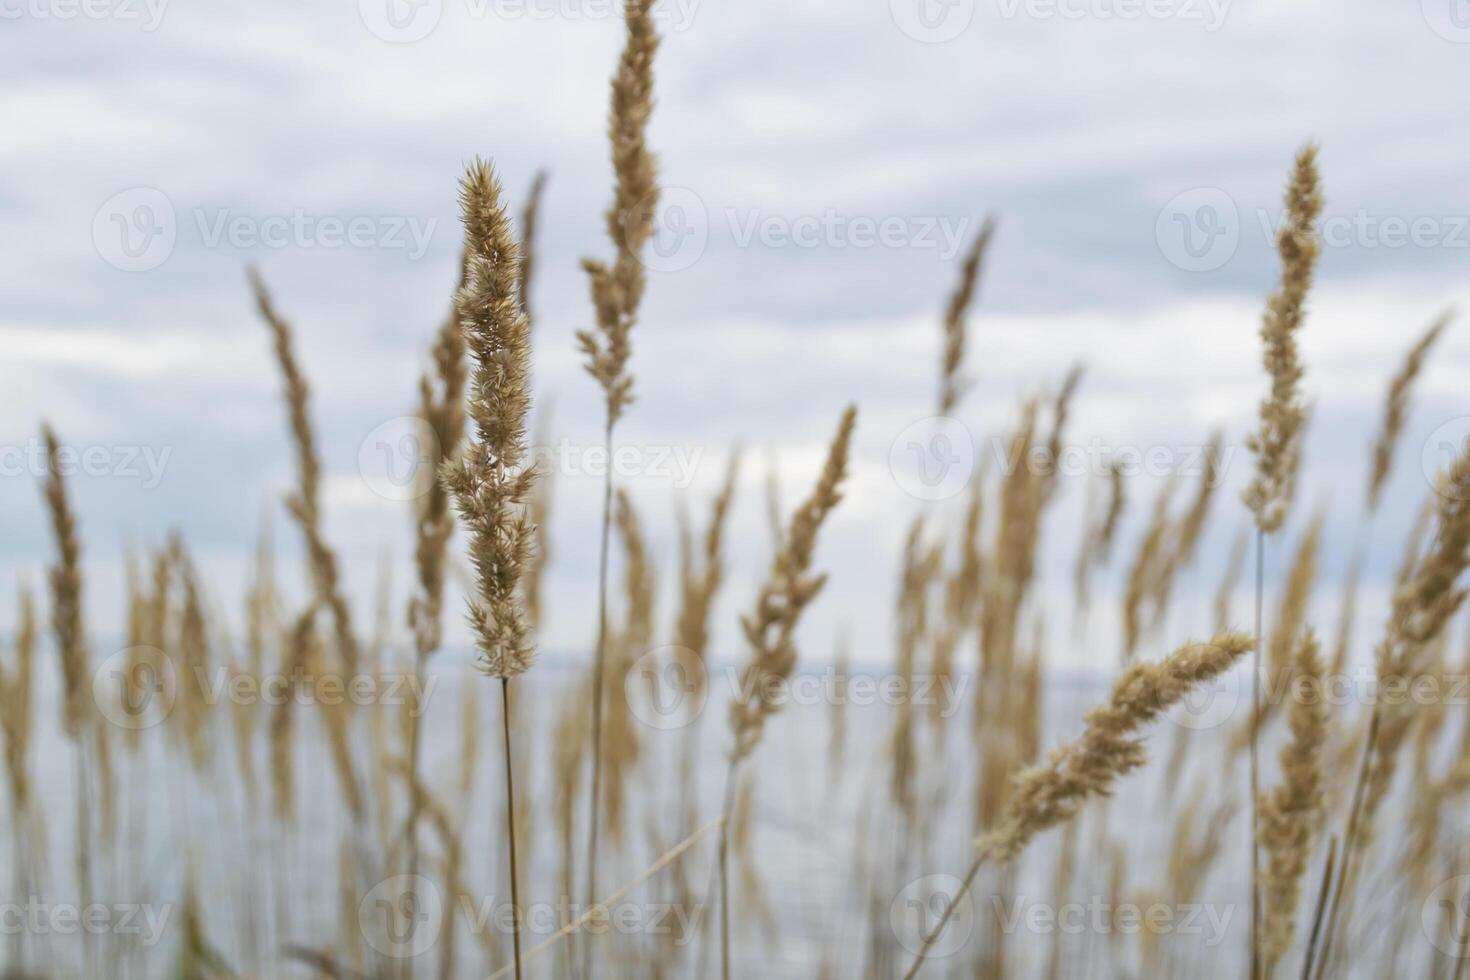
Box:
[442,159,538,980]
[1231,516,1321,757]
[1074,460,1125,615]
[902,632,1254,980]
[720,405,856,980]
[890,517,942,828]
[525,410,555,634]
[930,474,984,738]
[604,489,654,843]
[40,425,97,978]
[674,452,741,700]
[1243,146,1322,535]
[727,406,856,762]
[403,256,470,910]
[579,4,661,953]
[1241,144,1323,980]
[937,215,997,417]
[41,426,89,740]
[519,169,549,324]
[1314,440,1470,976]
[0,588,36,820]
[1150,430,1225,624]
[175,550,216,774]
[487,817,724,980]
[270,606,318,823]
[250,267,361,675]
[1214,528,1249,633]
[1367,311,1451,512]
[1122,476,1177,659]
[1259,629,1327,974]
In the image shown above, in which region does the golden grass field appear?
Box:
[5,3,1470,979]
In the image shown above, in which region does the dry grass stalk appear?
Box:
[443,160,538,680]
[1122,476,1177,659]
[580,5,662,949]
[40,426,99,975]
[1150,430,1225,622]
[251,268,362,678]
[1214,527,1249,633]
[1315,440,1470,975]
[1074,460,1125,613]
[721,405,855,980]
[1367,311,1451,512]
[1243,146,1322,534]
[604,489,654,842]
[985,632,1252,860]
[525,411,555,634]
[937,215,997,416]
[1258,629,1327,974]
[269,607,318,823]
[403,251,471,899]
[890,517,942,826]
[577,0,660,427]
[519,169,549,325]
[1231,515,1321,756]
[441,158,538,980]
[903,632,1254,979]
[728,406,857,762]
[41,426,90,740]
[0,589,36,818]
[675,452,741,699]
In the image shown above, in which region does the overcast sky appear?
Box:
[3,0,1469,670]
